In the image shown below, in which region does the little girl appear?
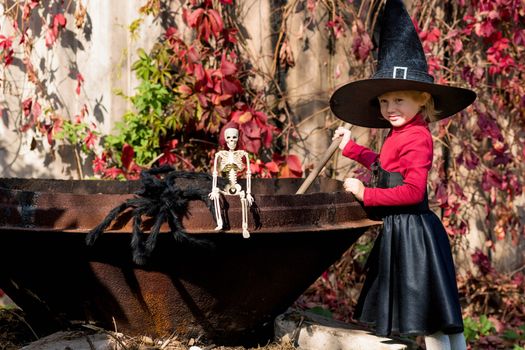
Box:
[333,90,467,350]
[328,1,476,349]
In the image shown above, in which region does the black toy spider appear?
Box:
[85,165,226,265]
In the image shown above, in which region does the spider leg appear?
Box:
[166,208,215,249]
[131,209,148,265]
[86,202,130,246]
[145,208,167,254]
[167,208,187,243]
[183,187,216,217]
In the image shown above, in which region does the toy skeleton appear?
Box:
[209,127,254,238]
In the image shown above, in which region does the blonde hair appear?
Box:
[403,91,440,122]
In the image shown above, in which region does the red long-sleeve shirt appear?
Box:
[342,114,433,207]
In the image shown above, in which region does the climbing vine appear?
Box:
[411,0,525,247]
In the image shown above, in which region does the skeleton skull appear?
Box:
[224,128,239,151]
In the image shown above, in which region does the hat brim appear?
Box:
[329,78,477,128]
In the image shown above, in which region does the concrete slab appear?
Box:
[20,331,116,350]
[275,308,418,350]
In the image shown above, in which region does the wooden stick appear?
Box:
[296,134,344,195]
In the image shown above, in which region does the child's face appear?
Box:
[378,91,424,127]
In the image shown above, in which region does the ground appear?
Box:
[0,309,35,349]
[0,308,296,350]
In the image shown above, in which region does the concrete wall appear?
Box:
[0,1,161,179]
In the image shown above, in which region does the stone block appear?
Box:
[275,308,417,350]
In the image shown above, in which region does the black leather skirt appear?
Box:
[354,163,463,336]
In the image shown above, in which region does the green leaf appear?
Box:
[478,315,494,335]
[128,19,143,36]
[308,306,333,319]
[503,329,520,340]
[463,317,479,341]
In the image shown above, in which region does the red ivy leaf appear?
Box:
[76,73,84,95]
[221,77,242,96]
[456,142,479,170]
[121,143,135,170]
[513,28,525,46]
[265,161,279,173]
[286,154,303,175]
[307,0,316,12]
[220,54,237,76]
[221,28,238,45]
[178,85,193,97]
[434,181,448,208]
[237,111,252,124]
[0,35,13,51]
[206,9,223,38]
[249,160,260,174]
[452,38,463,54]
[23,0,40,20]
[22,98,32,117]
[185,8,204,28]
[19,99,40,132]
[46,13,67,48]
[93,153,108,175]
[471,248,494,275]
[45,29,57,47]
[0,35,14,65]
[184,8,223,42]
[481,169,502,192]
[32,100,42,119]
[420,27,441,43]
[48,115,63,144]
[351,20,373,62]
[277,154,303,178]
[83,130,97,150]
[475,19,495,38]
[159,139,179,166]
[326,16,345,39]
[103,167,124,179]
[53,13,67,28]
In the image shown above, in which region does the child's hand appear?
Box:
[343,178,365,201]
[333,127,352,150]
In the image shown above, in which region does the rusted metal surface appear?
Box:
[0,177,377,233]
[0,177,380,344]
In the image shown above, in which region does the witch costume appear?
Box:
[329,0,476,338]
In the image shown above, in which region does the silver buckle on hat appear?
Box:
[393,66,407,79]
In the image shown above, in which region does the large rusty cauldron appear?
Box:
[0,177,379,344]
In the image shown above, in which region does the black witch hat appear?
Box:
[329,0,476,128]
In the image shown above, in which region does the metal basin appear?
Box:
[0,177,379,344]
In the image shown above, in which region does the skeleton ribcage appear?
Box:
[218,151,245,174]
